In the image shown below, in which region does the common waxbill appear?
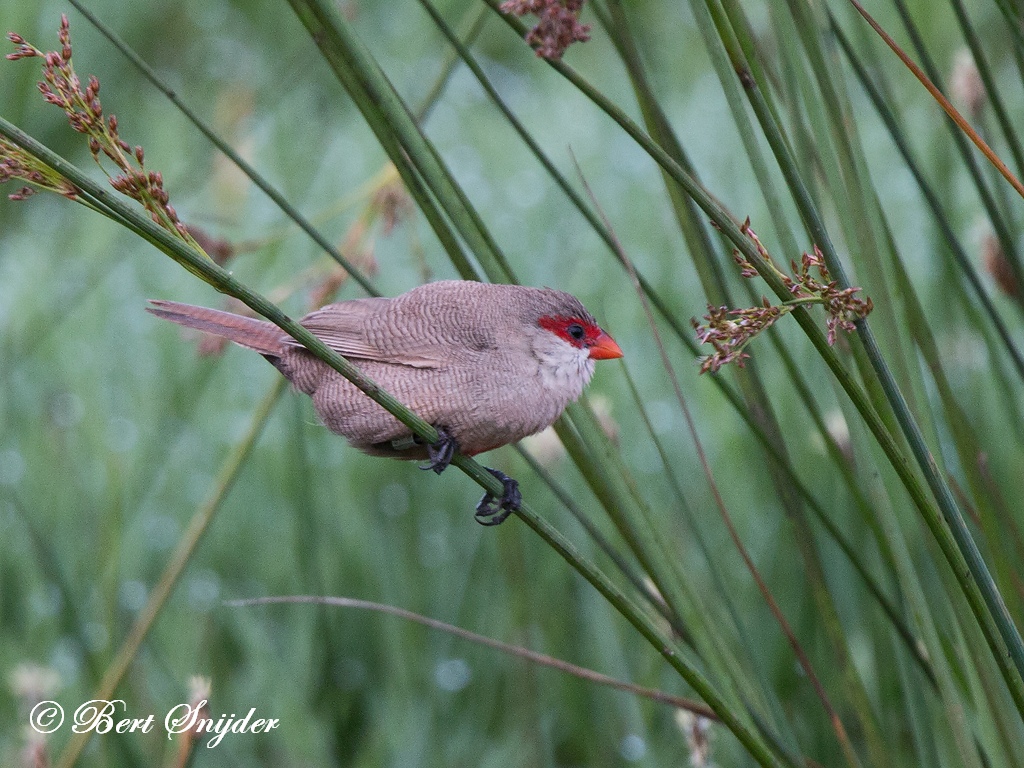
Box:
[148,280,622,524]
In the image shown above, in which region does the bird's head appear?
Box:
[524,290,622,394]
[536,314,623,361]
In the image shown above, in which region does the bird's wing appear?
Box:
[287,298,444,369]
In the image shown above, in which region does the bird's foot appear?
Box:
[421,426,457,475]
[474,468,521,526]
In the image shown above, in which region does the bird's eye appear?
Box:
[567,323,586,341]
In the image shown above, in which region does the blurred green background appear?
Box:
[2,0,1023,766]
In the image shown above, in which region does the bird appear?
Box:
[148,280,622,525]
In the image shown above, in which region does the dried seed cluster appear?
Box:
[500,0,591,61]
[693,221,873,373]
[0,135,79,200]
[4,15,187,239]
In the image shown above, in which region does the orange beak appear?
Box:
[589,331,623,360]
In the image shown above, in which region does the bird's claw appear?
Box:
[421,435,519,525]
[421,427,457,475]
[474,468,521,526]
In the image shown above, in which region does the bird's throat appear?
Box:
[536,345,594,400]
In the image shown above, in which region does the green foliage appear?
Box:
[3,0,1024,766]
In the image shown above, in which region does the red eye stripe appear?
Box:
[538,315,600,347]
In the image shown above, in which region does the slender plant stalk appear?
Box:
[307,0,740,696]
[865,0,1024,306]
[589,172,863,766]
[947,0,1024,179]
[848,0,1024,203]
[488,0,1024,726]
[9,3,1024,761]
[827,11,1024,384]
[62,0,378,295]
[286,0,517,284]
[227,595,718,719]
[700,2,1024,719]
[0,116,786,768]
[503,0,1024,736]
[54,378,287,768]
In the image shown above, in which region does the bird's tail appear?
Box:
[147,300,283,357]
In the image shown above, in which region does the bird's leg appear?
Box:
[421,426,457,475]
[474,468,521,526]
[420,432,519,524]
